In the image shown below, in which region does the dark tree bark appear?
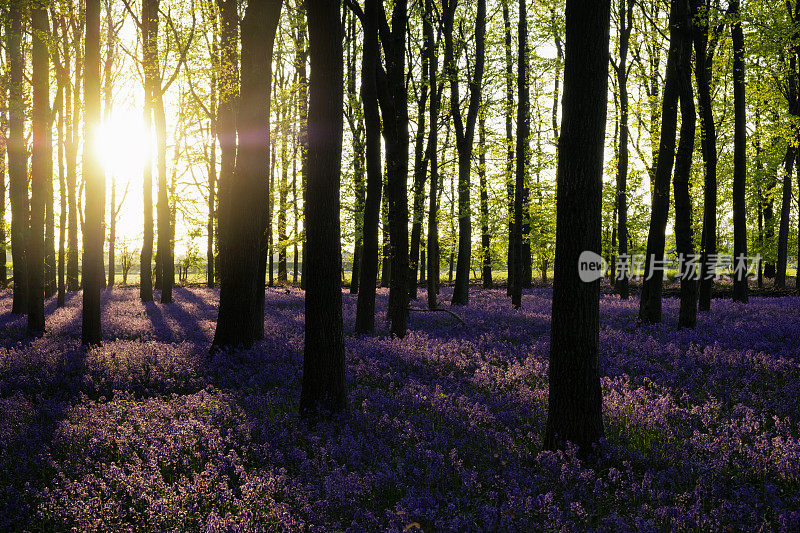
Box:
[376,0,410,335]
[544,0,610,454]
[425,0,440,310]
[478,108,492,288]
[614,0,633,300]
[354,0,382,334]
[674,20,697,329]
[694,0,719,311]
[57,78,66,306]
[408,31,430,301]
[29,4,51,334]
[139,0,158,302]
[639,0,687,324]
[730,0,748,302]
[212,0,282,350]
[345,10,365,295]
[278,62,289,285]
[300,0,346,415]
[776,145,794,289]
[7,0,29,314]
[82,0,104,345]
[443,0,486,307]
[511,0,529,309]
[502,0,514,296]
[154,83,173,303]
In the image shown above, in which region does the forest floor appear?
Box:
[1,287,799,531]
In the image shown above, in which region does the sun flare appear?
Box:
[94,110,149,179]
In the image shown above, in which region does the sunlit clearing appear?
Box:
[95,110,148,179]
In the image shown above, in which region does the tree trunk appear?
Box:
[29,4,51,334]
[444,0,486,307]
[212,0,282,350]
[639,0,686,324]
[511,0,529,309]
[615,0,633,300]
[300,0,346,415]
[139,0,158,302]
[544,0,610,454]
[694,0,718,311]
[354,0,382,334]
[730,0,748,302]
[154,88,173,303]
[66,11,81,293]
[57,82,66,306]
[7,0,29,314]
[408,37,430,301]
[425,0,440,310]
[674,19,697,329]
[0,76,6,287]
[82,0,104,345]
[776,146,794,289]
[502,0,514,297]
[376,0,410,335]
[478,108,492,288]
[346,11,365,295]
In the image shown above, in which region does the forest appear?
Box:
[1,0,799,530]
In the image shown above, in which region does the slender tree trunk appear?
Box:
[408,41,430,300]
[544,0,610,454]
[444,0,486,307]
[66,12,81,292]
[0,79,7,287]
[57,84,66,306]
[478,108,492,287]
[502,0,514,296]
[674,22,697,328]
[278,68,289,285]
[346,12,365,295]
[511,0,529,308]
[615,0,633,300]
[354,0,382,333]
[212,0,282,349]
[7,1,29,314]
[214,0,238,292]
[380,176,391,288]
[730,0,748,302]
[376,0,410,335]
[425,0,439,310]
[82,0,104,345]
[639,0,686,324]
[140,0,158,302]
[154,88,173,303]
[301,0,346,414]
[776,146,794,288]
[29,5,51,334]
[694,0,718,310]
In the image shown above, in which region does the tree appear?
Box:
[212,0,282,350]
[674,0,697,328]
[694,0,722,310]
[377,0,410,335]
[28,2,51,335]
[425,0,440,311]
[443,0,486,307]
[7,0,29,315]
[354,0,382,333]
[511,0,529,309]
[300,0,346,415]
[544,0,610,454]
[730,0,747,302]
[83,0,104,345]
[639,0,689,324]
[613,0,634,300]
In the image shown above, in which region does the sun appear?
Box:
[94,109,149,179]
